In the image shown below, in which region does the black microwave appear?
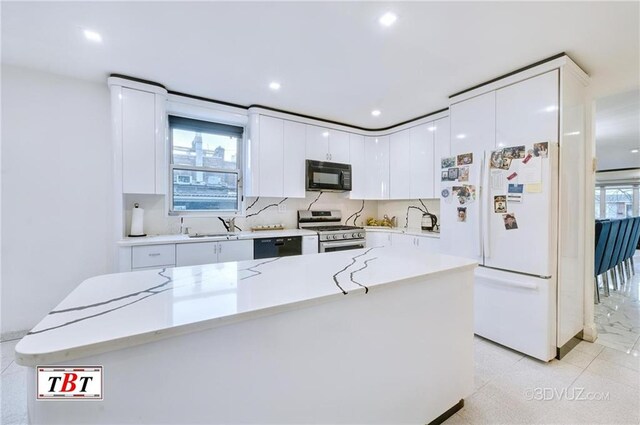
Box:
[306,160,352,192]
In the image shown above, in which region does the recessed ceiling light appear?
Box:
[269,82,281,91]
[371,110,381,117]
[631,149,639,153]
[456,134,467,139]
[379,12,397,27]
[428,126,437,132]
[83,29,102,43]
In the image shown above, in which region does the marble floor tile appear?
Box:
[1,361,28,425]
[559,347,599,369]
[573,340,605,357]
[596,346,640,371]
[1,339,18,374]
[585,357,640,389]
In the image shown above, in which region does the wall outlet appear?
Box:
[278,204,286,213]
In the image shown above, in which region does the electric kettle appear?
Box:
[421,212,438,231]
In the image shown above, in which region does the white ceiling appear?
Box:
[596,89,640,171]
[1,1,639,130]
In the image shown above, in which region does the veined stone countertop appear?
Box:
[117,229,319,247]
[16,247,475,366]
[363,226,441,238]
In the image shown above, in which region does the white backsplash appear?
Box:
[124,193,377,236]
[377,199,440,230]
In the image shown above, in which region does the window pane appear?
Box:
[605,186,632,219]
[172,169,238,211]
[172,128,238,170]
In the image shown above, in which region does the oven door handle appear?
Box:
[321,240,365,248]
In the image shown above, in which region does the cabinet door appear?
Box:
[389,129,412,200]
[132,244,176,269]
[328,130,350,163]
[259,116,284,197]
[283,120,306,197]
[364,136,389,199]
[122,88,156,194]
[410,123,435,199]
[348,134,366,199]
[433,117,450,194]
[306,125,330,161]
[496,70,559,146]
[217,240,254,263]
[450,91,496,156]
[416,236,440,253]
[365,231,391,248]
[176,242,217,267]
[391,233,415,250]
[302,235,319,255]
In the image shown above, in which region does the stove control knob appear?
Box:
[358,232,364,238]
[331,235,338,240]
[352,233,358,238]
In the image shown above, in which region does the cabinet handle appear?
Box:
[148,253,161,257]
[218,243,222,254]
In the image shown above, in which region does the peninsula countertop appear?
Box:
[16,248,476,366]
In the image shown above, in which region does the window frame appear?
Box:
[167,114,244,216]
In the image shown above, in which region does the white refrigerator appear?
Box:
[440,142,559,361]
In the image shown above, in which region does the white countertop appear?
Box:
[16,248,475,366]
[118,229,318,246]
[364,226,441,238]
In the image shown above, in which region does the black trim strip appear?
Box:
[246,104,449,132]
[449,52,568,99]
[427,399,464,425]
[109,73,166,90]
[110,73,448,131]
[597,167,640,173]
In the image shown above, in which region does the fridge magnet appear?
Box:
[448,167,459,180]
[441,188,450,198]
[456,184,476,205]
[508,184,524,194]
[457,152,473,166]
[494,195,507,213]
[491,170,505,191]
[507,194,523,204]
[441,170,452,181]
[506,172,518,181]
[503,213,519,230]
[490,150,504,169]
[457,207,467,222]
[503,145,526,159]
[533,142,549,158]
[523,153,533,164]
[441,157,456,168]
[525,183,542,193]
[458,166,470,182]
[500,157,513,170]
[519,156,542,184]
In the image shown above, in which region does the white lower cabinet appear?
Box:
[176,240,253,267]
[132,244,176,269]
[390,233,440,252]
[302,235,319,255]
[366,232,392,248]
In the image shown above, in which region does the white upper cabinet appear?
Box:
[283,120,306,198]
[305,125,350,163]
[364,136,389,199]
[496,70,559,145]
[409,123,435,199]
[433,117,450,193]
[258,115,284,197]
[389,129,412,199]
[450,91,496,156]
[246,114,306,198]
[120,87,166,194]
[348,133,366,199]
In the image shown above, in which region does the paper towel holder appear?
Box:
[128,203,147,237]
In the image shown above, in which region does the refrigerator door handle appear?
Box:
[483,153,491,259]
[478,155,486,259]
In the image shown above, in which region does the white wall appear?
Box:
[1,65,112,335]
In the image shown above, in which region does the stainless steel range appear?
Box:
[297,210,366,253]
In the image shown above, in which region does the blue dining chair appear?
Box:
[614,218,634,286]
[623,217,640,275]
[594,220,611,303]
[600,219,622,296]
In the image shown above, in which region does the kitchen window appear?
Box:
[169,116,243,214]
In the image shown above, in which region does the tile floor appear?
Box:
[2,256,639,425]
